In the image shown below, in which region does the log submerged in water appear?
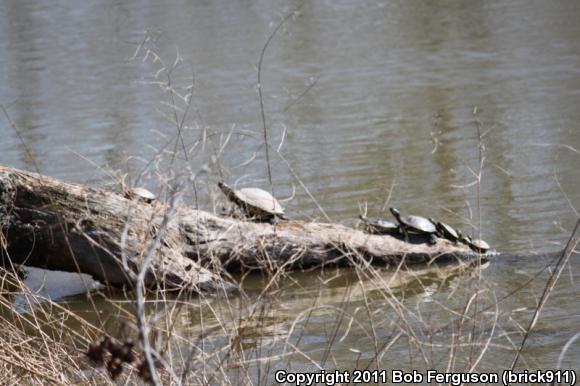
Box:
[0,165,483,293]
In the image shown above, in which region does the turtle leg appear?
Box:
[255,215,272,223]
[428,233,437,245]
[402,227,409,243]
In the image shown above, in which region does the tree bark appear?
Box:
[0,165,484,293]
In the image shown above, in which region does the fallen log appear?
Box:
[0,165,485,293]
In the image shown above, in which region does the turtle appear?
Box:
[457,232,491,253]
[457,231,472,247]
[124,187,156,204]
[470,238,491,253]
[359,215,400,235]
[389,207,437,245]
[432,219,460,244]
[218,182,286,223]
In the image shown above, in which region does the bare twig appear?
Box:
[510,219,580,369]
[133,183,184,386]
[1,104,41,174]
[257,4,303,193]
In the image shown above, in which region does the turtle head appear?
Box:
[429,218,440,232]
[217,182,234,198]
[389,207,400,220]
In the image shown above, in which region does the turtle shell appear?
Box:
[458,232,491,253]
[435,221,459,241]
[218,182,284,217]
[359,215,399,235]
[390,208,436,234]
[405,215,436,233]
[234,188,284,216]
[469,238,490,253]
[125,187,156,203]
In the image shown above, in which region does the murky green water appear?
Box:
[1,0,579,381]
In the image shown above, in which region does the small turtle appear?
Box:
[390,207,437,244]
[457,231,472,247]
[457,232,491,253]
[432,219,460,244]
[359,215,400,235]
[468,237,491,253]
[218,182,286,223]
[124,187,156,204]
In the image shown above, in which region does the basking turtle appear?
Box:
[389,207,437,244]
[359,215,400,235]
[457,231,471,246]
[432,219,460,244]
[124,187,156,204]
[457,232,491,253]
[218,182,286,223]
[470,238,491,253]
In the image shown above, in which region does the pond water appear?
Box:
[1,0,579,381]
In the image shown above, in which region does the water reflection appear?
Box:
[9,268,102,313]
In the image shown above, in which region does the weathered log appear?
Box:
[0,165,232,293]
[0,165,485,293]
[187,213,484,270]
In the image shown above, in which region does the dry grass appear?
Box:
[0,227,577,385]
[0,269,107,385]
[0,254,507,385]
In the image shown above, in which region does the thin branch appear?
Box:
[257,4,303,193]
[510,219,580,369]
